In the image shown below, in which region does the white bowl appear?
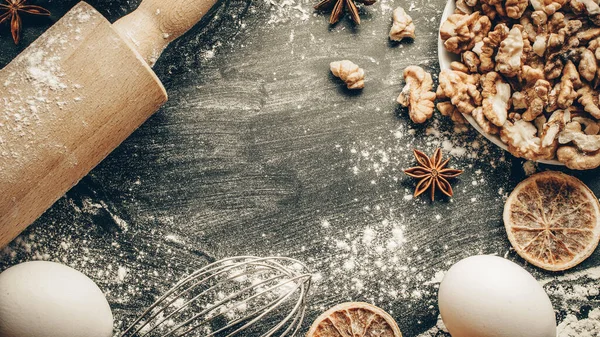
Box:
[437,1,563,165]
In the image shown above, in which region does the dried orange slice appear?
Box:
[306,302,402,337]
[504,171,600,271]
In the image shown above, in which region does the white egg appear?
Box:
[0,261,113,337]
[438,255,556,337]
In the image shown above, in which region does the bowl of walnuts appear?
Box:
[437,0,600,170]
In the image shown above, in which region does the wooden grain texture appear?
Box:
[1,0,599,336]
[114,0,220,66]
[0,2,167,249]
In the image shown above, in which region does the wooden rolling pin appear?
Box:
[0,0,218,248]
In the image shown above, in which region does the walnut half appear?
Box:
[437,101,468,124]
[437,69,482,115]
[558,121,600,152]
[397,66,436,124]
[389,7,415,42]
[481,72,511,126]
[557,146,600,170]
[495,26,524,78]
[330,60,365,90]
[500,120,547,160]
[440,12,491,54]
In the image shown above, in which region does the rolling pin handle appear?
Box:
[113,0,218,67]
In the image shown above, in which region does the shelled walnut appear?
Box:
[389,7,415,41]
[437,101,468,124]
[484,0,528,18]
[530,0,568,15]
[438,0,600,169]
[397,66,436,124]
[558,121,600,152]
[495,27,525,77]
[437,69,482,115]
[558,146,600,169]
[330,60,365,90]
[477,23,510,72]
[578,86,600,118]
[440,12,491,54]
[481,72,511,126]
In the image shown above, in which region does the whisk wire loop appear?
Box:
[148,271,284,337]
[200,274,312,337]
[122,256,312,337]
[163,274,292,337]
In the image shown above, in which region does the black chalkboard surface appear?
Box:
[0,0,599,336]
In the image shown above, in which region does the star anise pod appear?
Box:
[0,0,50,44]
[404,148,463,201]
[314,0,376,25]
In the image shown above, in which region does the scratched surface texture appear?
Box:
[1,0,599,336]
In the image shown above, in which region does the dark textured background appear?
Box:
[0,0,599,336]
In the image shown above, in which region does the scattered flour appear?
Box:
[265,0,311,24]
[416,315,449,336]
[1,1,596,335]
[540,266,600,314]
[416,309,600,337]
[540,266,600,286]
[24,50,67,91]
[522,160,538,176]
[423,270,445,286]
[310,211,446,307]
[346,117,510,206]
[557,308,600,337]
[117,266,128,283]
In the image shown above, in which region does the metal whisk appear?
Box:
[121,256,312,337]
